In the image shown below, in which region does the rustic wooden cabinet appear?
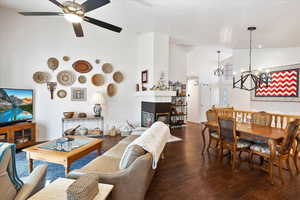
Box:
[0,122,36,149]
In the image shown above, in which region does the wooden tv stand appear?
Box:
[0,122,36,149]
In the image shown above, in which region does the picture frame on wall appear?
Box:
[71,88,87,101]
[141,70,148,83]
[251,63,300,102]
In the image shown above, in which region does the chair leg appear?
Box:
[249,151,254,169]
[239,151,242,159]
[259,156,264,165]
[220,143,224,161]
[269,158,274,185]
[294,151,299,175]
[278,158,284,185]
[286,157,293,176]
[232,148,237,170]
[215,140,219,148]
[207,135,212,153]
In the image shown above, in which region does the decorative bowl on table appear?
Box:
[64,112,75,119]
[78,113,87,118]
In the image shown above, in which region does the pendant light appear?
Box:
[233,27,271,91]
[214,50,224,77]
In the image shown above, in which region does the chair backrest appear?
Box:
[206,110,217,133]
[212,106,234,118]
[206,109,217,122]
[217,116,237,144]
[251,111,272,127]
[279,119,300,155]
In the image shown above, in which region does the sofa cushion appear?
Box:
[119,145,146,170]
[81,156,121,173]
[118,135,139,144]
[103,143,128,159]
[0,150,17,200]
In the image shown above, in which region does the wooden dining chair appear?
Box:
[206,109,219,153]
[249,112,272,159]
[249,119,300,184]
[292,133,300,175]
[212,106,234,118]
[251,111,272,127]
[218,116,252,170]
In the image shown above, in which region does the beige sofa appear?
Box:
[68,135,156,200]
[0,148,48,200]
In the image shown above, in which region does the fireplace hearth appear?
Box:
[141,102,171,127]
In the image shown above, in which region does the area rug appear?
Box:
[15,151,97,182]
[168,135,183,143]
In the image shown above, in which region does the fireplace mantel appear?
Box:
[135,91,176,103]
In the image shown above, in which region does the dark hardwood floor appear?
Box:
[145,123,300,200]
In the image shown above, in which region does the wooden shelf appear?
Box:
[171,114,187,116]
[62,116,103,122]
[171,104,187,107]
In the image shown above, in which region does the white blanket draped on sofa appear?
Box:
[119,121,172,169]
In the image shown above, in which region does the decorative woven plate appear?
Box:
[57,90,67,98]
[63,56,70,62]
[113,71,124,83]
[72,60,92,73]
[107,83,117,97]
[102,63,113,74]
[78,75,87,84]
[33,72,50,84]
[91,74,105,86]
[47,57,59,71]
[57,70,76,86]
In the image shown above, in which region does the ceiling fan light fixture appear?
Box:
[64,13,83,23]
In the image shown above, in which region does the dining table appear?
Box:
[201,121,286,155]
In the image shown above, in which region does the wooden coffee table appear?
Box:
[23,136,103,175]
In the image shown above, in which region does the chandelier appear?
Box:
[214,50,224,77]
[233,27,271,91]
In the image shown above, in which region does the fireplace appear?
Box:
[141,102,171,127]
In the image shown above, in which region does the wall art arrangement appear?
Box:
[32,56,124,100]
[251,64,300,102]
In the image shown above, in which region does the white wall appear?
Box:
[187,46,232,84]
[153,33,170,84]
[169,43,187,83]
[186,46,232,122]
[137,32,170,88]
[0,8,139,140]
[137,32,155,88]
[231,47,300,115]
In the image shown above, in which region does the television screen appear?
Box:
[0,88,33,123]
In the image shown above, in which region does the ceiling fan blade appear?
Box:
[72,23,84,37]
[81,0,110,13]
[19,12,62,16]
[84,16,122,33]
[49,0,64,8]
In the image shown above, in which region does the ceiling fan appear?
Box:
[19,0,122,37]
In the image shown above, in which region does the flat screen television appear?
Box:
[0,88,33,127]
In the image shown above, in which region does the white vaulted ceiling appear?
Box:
[1,0,300,48]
